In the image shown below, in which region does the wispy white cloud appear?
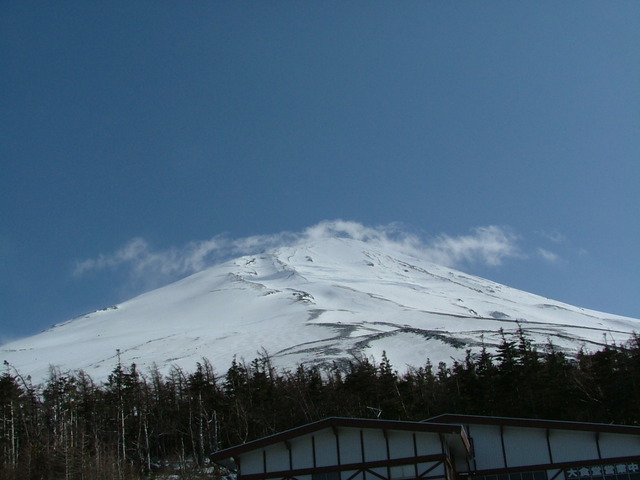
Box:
[537,248,560,264]
[74,238,150,276]
[537,230,566,244]
[73,221,524,285]
[422,226,522,267]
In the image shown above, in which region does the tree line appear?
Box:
[2,329,640,479]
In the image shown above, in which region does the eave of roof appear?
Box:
[424,414,640,435]
[210,417,465,463]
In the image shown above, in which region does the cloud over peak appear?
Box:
[73,221,523,287]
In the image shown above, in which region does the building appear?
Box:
[426,415,640,480]
[209,415,640,480]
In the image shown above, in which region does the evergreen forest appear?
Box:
[2,329,640,480]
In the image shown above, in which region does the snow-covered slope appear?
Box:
[2,237,639,384]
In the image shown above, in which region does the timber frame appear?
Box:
[210,415,640,480]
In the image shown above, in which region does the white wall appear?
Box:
[387,430,415,459]
[235,422,640,479]
[502,426,550,467]
[314,429,339,467]
[466,424,505,470]
[264,443,289,472]
[415,431,443,456]
[236,424,454,478]
[459,422,640,477]
[361,428,388,462]
[548,430,599,463]
[598,432,640,458]
[338,428,362,465]
[241,449,265,475]
[291,435,314,471]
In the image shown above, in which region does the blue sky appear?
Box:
[1,2,639,343]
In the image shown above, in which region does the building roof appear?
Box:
[424,414,640,435]
[210,416,470,464]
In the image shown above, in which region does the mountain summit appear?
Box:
[3,236,639,383]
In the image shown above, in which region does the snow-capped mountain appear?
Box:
[2,237,639,384]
